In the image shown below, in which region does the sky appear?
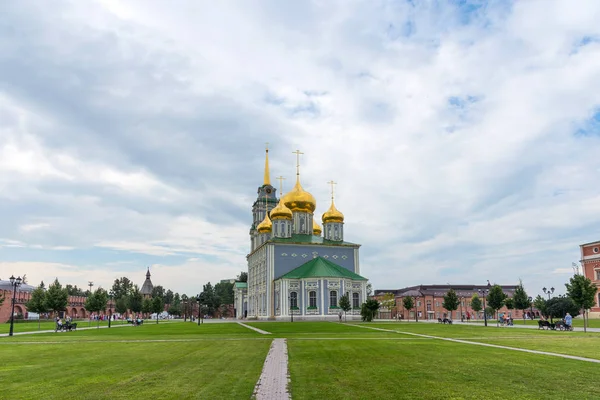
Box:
[1,0,600,298]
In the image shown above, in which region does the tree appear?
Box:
[220,304,230,318]
[486,284,507,326]
[128,286,143,316]
[45,278,68,317]
[85,288,108,328]
[546,296,580,321]
[214,281,234,306]
[512,280,530,323]
[151,296,164,324]
[565,274,598,332]
[339,294,351,321]
[533,295,548,319]
[504,298,514,314]
[142,298,152,317]
[237,271,248,282]
[366,283,373,297]
[114,296,128,322]
[402,297,414,320]
[151,285,165,300]
[471,293,482,317]
[25,285,49,329]
[199,283,221,317]
[169,293,182,316]
[360,299,380,322]
[66,284,85,296]
[442,289,460,319]
[39,280,45,289]
[111,277,134,299]
[164,289,174,306]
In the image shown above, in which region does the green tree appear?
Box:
[360,298,380,322]
[151,295,164,324]
[380,293,396,316]
[214,281,234,305]
[169,293,182,316]
[151,285,165,300]
[114,296,128,322]
[199,283,221,317]
[470,293,482,317]
[45,278,68,317]
[512,280,530,323]
[533,295,548,319]
[565,274,598,332]
[366,283,373,297]
[65,284,85,296]
[402,297,414,320]
[142,298,152,317]
[486,284,507,326]
[25,285,49,329]
[237,271,248,282]
[110,277,134,299]
[339,294,351,321]
[85,288,108,328]
[546,296,580,321]
[164,289,174,306]
[504,297,514,314]
[128,286,143,316]
[442,289,460,319]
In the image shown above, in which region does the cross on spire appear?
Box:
[276,176,286,193]
[327,180,337,200]
[292,149,304,177]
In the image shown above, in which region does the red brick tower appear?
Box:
[579,241,600,318]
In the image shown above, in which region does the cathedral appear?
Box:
[234,147,368,320]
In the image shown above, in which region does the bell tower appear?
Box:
[250,144,278,251]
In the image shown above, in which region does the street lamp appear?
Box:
[478,281,491,327]
[528,296,533,320]
[542,287,555,300]
[196,295,203,325]
[289,295,294,323]
[8,275,22,337]
[460,296,464,322]
[108,295,113,328]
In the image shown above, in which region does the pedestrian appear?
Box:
[338,311,342,322]
[564,312,572,330]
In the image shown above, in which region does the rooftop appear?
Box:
[276,256,367,280]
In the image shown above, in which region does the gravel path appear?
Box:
[253,339,291,400]
[238,322,271,335]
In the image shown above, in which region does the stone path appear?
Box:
[350,324,600,364]
[238,322,271,335]
[253,339,290,400]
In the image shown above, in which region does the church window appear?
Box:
[352,293,359,308]
[290,292,298,308]
[309,291,317,308]
[596,270,600,280]
[329,290,338,307]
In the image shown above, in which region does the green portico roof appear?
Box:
[270,234,359,247]
[234,282,248,289]
[277,256,367,280]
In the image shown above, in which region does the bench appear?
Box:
[56,322,77,332]
[438,318,452,324]
[537,320,555,330]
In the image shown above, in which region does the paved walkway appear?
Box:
[253,339,290,400]
[350,324,600,364]
[238,322,271,335]
[376,318,600,332]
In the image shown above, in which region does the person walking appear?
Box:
[564,312,573,330]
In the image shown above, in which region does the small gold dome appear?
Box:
[322,200,344,224]
[313,219,322,236]
[256,212,272,233]
[282,178,317,214]
[270,198,293,220]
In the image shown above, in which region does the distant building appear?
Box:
[140,268,154,299]
[233,282,248,318]
[220,278,237,284]
[374,284,532,320]
[579,241,600,318]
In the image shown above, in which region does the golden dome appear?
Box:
[322,200,344,224]
[313,219,322,236]
[256,212,272,234]
[282,178,317,214]
[270,198,293,220]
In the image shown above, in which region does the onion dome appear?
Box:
[256,212,272,233]
[322,200,344,224]
[270,198,293,220]
[282,178,317,214]
[313,219,322,236]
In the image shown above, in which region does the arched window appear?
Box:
[329,290,338,307]
[352,292,359,308]
[309,291,317,308]
[290,292,298,308]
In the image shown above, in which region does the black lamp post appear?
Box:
[478,282,491,327]
[289,295,294,323]
[528,296,533,320]
[196,295,203,325]
[108,295,113,328]
[460,296,464,322]
[8,275,23,337]
[542,287,555,300]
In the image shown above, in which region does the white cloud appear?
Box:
[0,0,600,296]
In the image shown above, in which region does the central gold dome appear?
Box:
[270,198,293,220]
[282,178,316,214]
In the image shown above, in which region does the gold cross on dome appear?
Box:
[292,149,304,176]
[327,180,337,200]
[276,176,286,193]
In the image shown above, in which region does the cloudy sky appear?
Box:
[1,0,600,297]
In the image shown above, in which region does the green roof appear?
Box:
[276,257,367,280]
[270,234,359,247]
[234,282,247,289]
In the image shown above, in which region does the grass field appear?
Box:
[466,318,600,328]
[1,320,599,399]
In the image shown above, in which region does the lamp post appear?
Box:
[478,281,491,327]
[196,295,203,325]
[108,295,113,328]
[289,295,294,323]
[542,287,554,300]
[8,275,23,337]
[528,296,533,320]
[460,296,464,322]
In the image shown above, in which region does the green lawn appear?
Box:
[1,320,599,399]
[0,318,118,333]
[466,318,600,328]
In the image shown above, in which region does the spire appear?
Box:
[263,143,271,186]
[146,267,151,279]
[292,149,304,184]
